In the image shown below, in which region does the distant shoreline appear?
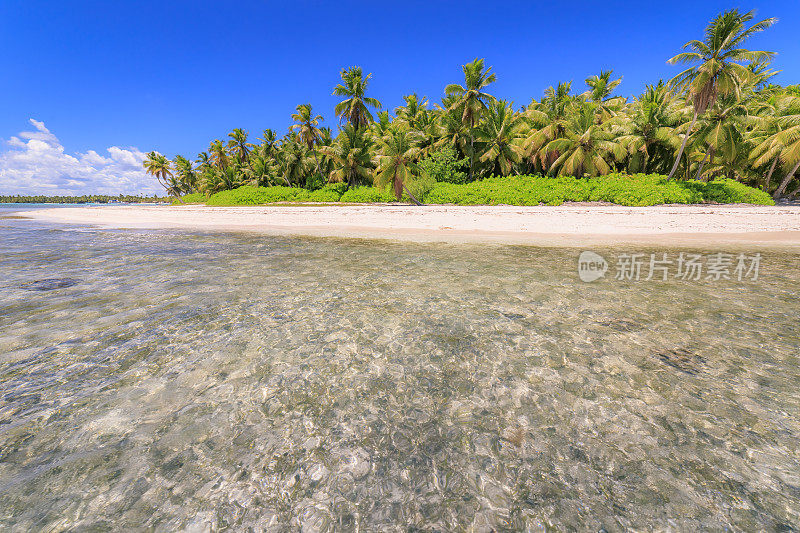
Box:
[14,204,800,248]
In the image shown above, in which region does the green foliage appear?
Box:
[174,193,208,205]
[304,172,327,192]
[307,184,346,202]
[339,186,396,203]
[0,194,165,204]
[404,172,436,203]
[150,13,800,201]
[206,186,312,205]
[418,147,468,184]
[422,174,774,206]
[695,178,775,205]
[172,176,774,207]
[586,174,703,206]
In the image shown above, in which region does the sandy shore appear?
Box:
[14,203,800,248]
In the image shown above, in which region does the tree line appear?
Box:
[0,194,165,204]
[145,9,800,202]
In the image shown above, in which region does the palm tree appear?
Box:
[258,128,278,154]
[321,124,374,187]
[584,70,625,122]
[475,100,525,177]
[276,132,309,187]
[315,127,335,180]
[521,82,576,173]
[208,139,230,171]
[172,155,198,193]
[374,127,423,204]
[143,152,181,200]
[371,111,394,140]
[227,128,251,165]
[690,92,751,180]
[432,97,469,159]
[445,58,497,180]
[543,105,625,177]
[395,93,429,129]
[764,123,800,198]
[615,82,681,174]
[291,103,323,175]
[666,8,777,178]
[750,92,800,191]
[333,66,382,129]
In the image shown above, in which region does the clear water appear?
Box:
[1,213,799,531]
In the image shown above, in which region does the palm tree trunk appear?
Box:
[469,117,475,182]
[773,159,800,199]
[694,145,713,181]
[668,110,698,179]
[402,183,423,206]
[642,145,650,174]
[763,156,778,191]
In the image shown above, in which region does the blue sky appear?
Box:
[1,0,798,194]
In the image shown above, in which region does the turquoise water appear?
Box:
[1,212,799,530]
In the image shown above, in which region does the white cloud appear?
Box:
[0,119,162,196]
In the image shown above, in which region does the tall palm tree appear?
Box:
[315,127,335,181]
[227,128,251,165]
[432,97,469,159]
[445,58,497,180]
[750,92,800,191]
[584,70,625,122]
[276,132,309,187]
[615,82,681,174]
[333,66,382,129]
[763,123,800,198]
[172,155,198,193]
[521,82,576,173]
[291,103,323,175]
[258,128,278,154]
[370,111,394,140]
[321,124,374,187]
[395,93,429,129]
[208,139,230,171]
[374,127,423,204]
[666,8,777,178]
[686,92,750,181]
[475,100,525,177]
[143,152,181,199]
[543,105,625,177]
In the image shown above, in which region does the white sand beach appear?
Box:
[15,203,800,248]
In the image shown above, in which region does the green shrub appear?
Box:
[404,173,436,203]
[304,172,327,192]
[424,175,591,205]
[587,174,703,206]
[340,186,396,203]
[180,175,774,207]
[418,147,468,184]
[206,186,311,205]
[701,178,774,205]
[173,192,208,205]
[306,186,343,202]
[422,174,773,206]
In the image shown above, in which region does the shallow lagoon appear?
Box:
[1,215,799,530]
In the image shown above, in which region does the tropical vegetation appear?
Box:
[0,194,166,204]
[188,175,772,207]
[146,9,797,205]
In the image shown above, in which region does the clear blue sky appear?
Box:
[1,0,799,160]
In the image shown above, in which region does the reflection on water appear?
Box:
[0,218,799,530]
